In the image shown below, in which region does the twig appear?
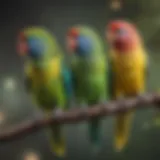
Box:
[0,92,160,142]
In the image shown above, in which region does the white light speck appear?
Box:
[3,78,16,91]
[110,0,122,11]
[23,151,40,160]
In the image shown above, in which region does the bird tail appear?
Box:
[89,117,101,149]
[114,111,133,152]
[48,124,66,157]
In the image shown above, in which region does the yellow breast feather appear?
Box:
[111,48,147,95]
[111,48,146,71]
[25,57,61,86]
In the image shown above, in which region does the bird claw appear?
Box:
[80,102,88,108]
[53,108,64,118]
[99,98,108,105]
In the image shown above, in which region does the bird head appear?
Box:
[106,20,140,53]
[66,27,93,57]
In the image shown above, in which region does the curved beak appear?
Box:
[16,33,28,56]
[16,41,28,56]
[113,36,132,52]
[66,36,78,54]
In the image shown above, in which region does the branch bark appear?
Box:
[0,92,160,142]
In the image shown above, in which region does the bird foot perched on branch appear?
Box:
[54,108,64,116]
[99,98,108,105]
[34,111,45,120]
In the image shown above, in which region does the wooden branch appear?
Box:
[0,92,160,142]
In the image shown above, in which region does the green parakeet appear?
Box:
[66,25,108,150]
[17,27,73,157]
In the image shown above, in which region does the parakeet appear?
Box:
[106,20,148,151]
[16,27,73,157]
[66,25,108,150]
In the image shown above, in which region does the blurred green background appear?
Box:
[0,0,160,160]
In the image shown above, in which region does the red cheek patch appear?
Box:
[66,27,79,54]
[16,32,28,56]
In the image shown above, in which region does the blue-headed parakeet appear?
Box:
[16,27,73,157]
[66,25,108,150]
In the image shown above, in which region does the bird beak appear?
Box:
[16,40,28,56]
[66,37,77,54]
[113,36,133,52]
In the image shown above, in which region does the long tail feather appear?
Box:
[89,118,101,149]
[114,111,133,152]
[48,124,66,157]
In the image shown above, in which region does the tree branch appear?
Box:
[0,92,160,142]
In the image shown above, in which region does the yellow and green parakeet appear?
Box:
[106,20,148,152]
[16,27,73,157]
[66,25,108,151]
